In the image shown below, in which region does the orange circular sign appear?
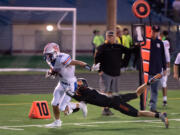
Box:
[132,0,151,19]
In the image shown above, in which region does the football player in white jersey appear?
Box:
[160,31,171,106]
[174,52,180,80]
[43,42,100,128]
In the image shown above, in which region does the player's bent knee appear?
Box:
[59,104,66,111]
[51,100,59,106]
[162,83,167,88]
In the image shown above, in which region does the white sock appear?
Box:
[79,102,83,109]
[79,102,86,109]
[55,119,61,122]
[163,96,167,101]
[68,102,77,110]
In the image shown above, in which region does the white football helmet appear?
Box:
[43,42,60,62]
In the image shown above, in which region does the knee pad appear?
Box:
[51,99,59,106]
[59,104,66,111]
[161,76,167,87]
[162,82,167,88]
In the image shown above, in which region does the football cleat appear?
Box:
[106,109,114,116]
[79,102,88,118]
[163,101,168,107]
[45,120,62,128]
[102,108,114,116]
[159,112,169,129]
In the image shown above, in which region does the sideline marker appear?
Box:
[29,101,51,119]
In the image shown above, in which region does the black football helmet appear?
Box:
[77,78,88,88]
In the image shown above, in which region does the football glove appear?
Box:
[91,63,100,71]
[45,69,58,79]
[167,68,170,76]
[85,63,100,71]
[65,89,75,97]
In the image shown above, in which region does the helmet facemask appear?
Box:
[77,78,88,89]
[44,53,55,62]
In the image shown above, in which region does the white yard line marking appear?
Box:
[8,120,21,122]
[0,127,24,131]
[170,113,180,115]
[0,103,31,106]
[0,118,179,131]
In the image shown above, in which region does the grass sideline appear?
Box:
[0,55,94,68]
[0,90,180,135]
[0,55,94,74]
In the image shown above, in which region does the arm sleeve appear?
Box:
[175,53,180,65]
[46,59,54,69]
[66,90,85,102]
[161,42,167,70]
[73,95,86,102]
[163,41,170,63]
[95,46,103,64]
[62,54,72,66]
[120,44,128,52]
[93,36,98,46]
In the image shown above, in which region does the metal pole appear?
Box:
[139,46,144,110]
[139,18,145,110]
[72,9,77,60]
[107,0,117,39]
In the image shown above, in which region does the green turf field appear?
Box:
[0,55,93,68]
[0,55,94,74]
[0,90,180,135]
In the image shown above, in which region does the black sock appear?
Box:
[72,108,80,113]
[155,112,160,118]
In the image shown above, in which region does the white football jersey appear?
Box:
[175,53,180,65]
[47,53,76,83]
[163,40,170,63]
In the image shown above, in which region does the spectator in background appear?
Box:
[92,30,104,56]
[95,30,128,116]
[116,26,127,71]
[116,25,126,45]
[131,42,140,71]
[160,30,171,107]
[174,52,180,80]
[122,28,133,71]
[148,25,167,112]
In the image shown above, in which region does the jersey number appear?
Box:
[36,102,49,116]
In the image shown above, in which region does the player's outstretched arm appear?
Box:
[174,64,179,80]
[147,73,162,85]
[69,60,87,67]
[69,60,100,71]
[136,73,162,96]
[65,89,85,102]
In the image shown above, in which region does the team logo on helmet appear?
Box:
[43,42,60,54]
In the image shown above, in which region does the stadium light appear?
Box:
[46,25,54,32]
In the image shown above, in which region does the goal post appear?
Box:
[0,6,77,60]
